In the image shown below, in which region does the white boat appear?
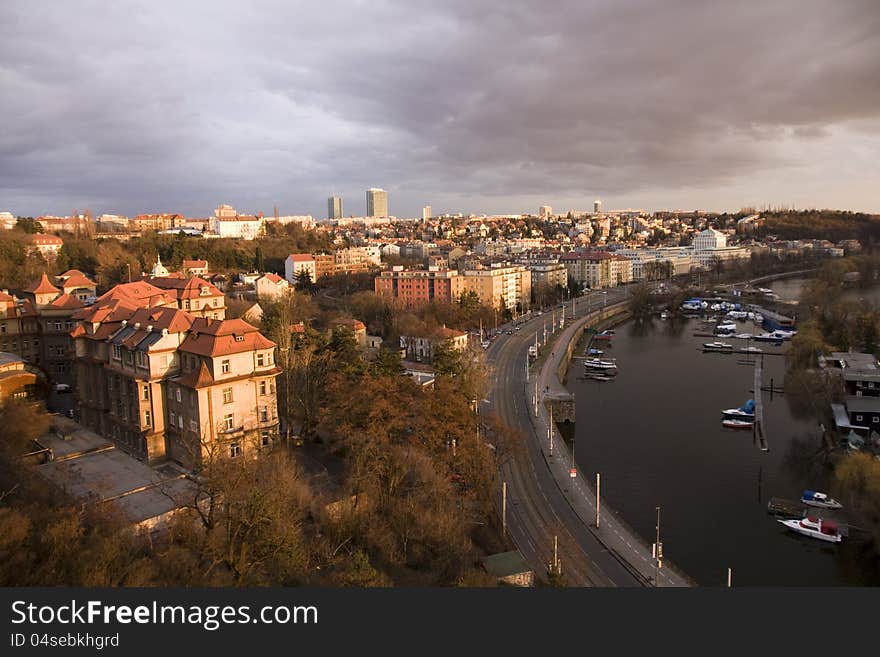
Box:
[778,516,843,543]
[753,333,784,344]
[741,346,763,353]
[801,490,843,510]
[584,358,618,370]
[587,347,604,356]
[703,341,734,351]
[734,333,754,340]
[722,399,755,419]
[722,418,753,429]
[585,372,615,381]
[727,311,748,320]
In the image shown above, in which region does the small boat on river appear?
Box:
[801,490,843,510]
[778,516,843,543]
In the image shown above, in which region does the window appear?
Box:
[229,442,242,458]
[213,299,219,307]
[176,389,181,403]
[261,431,271,447]
[257,353,265,367]
[222,387,233,404]
[167,386,173,399]
[184,300,190,310]
[142,385,149,400]
[857,415,863,422]
[223,413,234,431]
[178,415,183,429]
[144,410,152,427]
[221,359,230,374]
[0,323,5,334]
[113,344,122,360]
[259,381,267,396]
[190,419,198,432]
[170,411,176,426]
[125,350,134,364]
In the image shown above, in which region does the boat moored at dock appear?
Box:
[778,516,843,543]
[584,357,618,370]
[722,418,753,429]
[801,490,843,510]
[722,399,755,420]
[703,341,734,352]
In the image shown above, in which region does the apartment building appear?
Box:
[560,252,633,289]
[285,254,317,286]
[255,273,291,300]
[0,290,40,366]
[28,234,63,259]
[182,260,209,277]
[457,265,532,311]
[209,204,264,240]
[374,267,461,306]
[527,261,568,291]
[130,214,187,232]
[72,290,279,468]
[145,274,226,320]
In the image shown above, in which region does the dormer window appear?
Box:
[235,335,244,342]
[200,286,210,296]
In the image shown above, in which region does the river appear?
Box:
[566,306,880,585]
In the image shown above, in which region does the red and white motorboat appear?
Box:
[778,516,843,543]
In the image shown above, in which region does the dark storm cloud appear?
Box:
[1,0,878,216]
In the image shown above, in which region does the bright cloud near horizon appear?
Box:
[1,0,878,218]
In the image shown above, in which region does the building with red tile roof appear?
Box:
[72,279,279,469]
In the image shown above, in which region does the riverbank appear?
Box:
[531,298,694,586]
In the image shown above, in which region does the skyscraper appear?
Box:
[328,196,343,219]
[422,205,432,221]
[366,188,388,217]
[594,199,602,213]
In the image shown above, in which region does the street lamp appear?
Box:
[653,506,662,587]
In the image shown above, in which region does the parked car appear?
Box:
[54,383,72,393]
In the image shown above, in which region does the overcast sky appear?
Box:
[1,0,878,218]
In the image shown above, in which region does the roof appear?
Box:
[482,551,532,578]
[24,273,61,295]
[29,235,63,245]
[60,273,96,289]
[259,273,286,284]
[178,317,275,357]
[287,253,314,262]
[0,351,24,367]
[182,259,208,268]
[176,361,215,389]
[48,293,85,310]
[845,396,880,414]
[147,275,223,300]
[94,280,175,308]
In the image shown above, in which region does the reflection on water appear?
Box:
[568,315,879,586]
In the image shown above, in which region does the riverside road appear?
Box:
[486,288,691,587]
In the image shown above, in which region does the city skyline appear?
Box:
[1,1,878,218]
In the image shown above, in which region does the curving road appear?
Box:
[486,288,691,587]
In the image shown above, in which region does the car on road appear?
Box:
[54,383,72,393]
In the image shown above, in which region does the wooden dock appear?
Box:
[753,358,768,451]
[767,497,804,518]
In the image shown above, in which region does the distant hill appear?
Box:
[758,210,880,243]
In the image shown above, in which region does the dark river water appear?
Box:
[567,311,880,586]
